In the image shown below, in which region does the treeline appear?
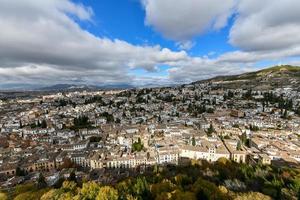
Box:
[55,99,76,107]
[71,115,92,130]
[28,119,47,129]
[187,103,215,117]
[1,160,299,200]
[84,95,105,105]
[243,90,300,116]
[99,112,114,123]
[263,92,294,111]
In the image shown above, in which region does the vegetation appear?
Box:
[0,192,8,200]
[187,103,215,117]
[16,167,26,177]
[2,161,299,200]
[132,138,144,152]
[258,65,300,73]
[249,124,259,132]
[99,112,114,123]
[192,136,196,146]
[207,123,215,136]
[85,95,105,105]
[243,89,252,100]
[296,106,300,116]
[29,119,47,129]
[71,115,92,130]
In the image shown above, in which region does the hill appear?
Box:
[192,65,300,90]
[37,83,134,91]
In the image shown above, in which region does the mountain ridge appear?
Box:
[191,65,300,90]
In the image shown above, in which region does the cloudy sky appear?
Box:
[1,0,300,89]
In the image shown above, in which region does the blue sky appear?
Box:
[79,0,236,55]
[0,0,300,89]
[74,0,244,83]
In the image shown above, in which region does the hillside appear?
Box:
[192,65,300,90]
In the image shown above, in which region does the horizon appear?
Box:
[1,0,300,89]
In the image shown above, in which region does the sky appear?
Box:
[1,0,300,89]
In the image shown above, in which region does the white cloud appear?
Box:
[1,0,300,89]
[229,0,300,52]
[148,0,300,84]
[142,0,236,48]
[0,0,189,88]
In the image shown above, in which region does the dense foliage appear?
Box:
[1,160,299,200]
[71,115,92,130]
[132,138,144,152]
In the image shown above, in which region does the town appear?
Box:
[1,79,300,188]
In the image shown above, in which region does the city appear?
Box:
[1,0,300,199]
[0,66,300,199]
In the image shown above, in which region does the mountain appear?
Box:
[38,84,95,91]
[192,65,300,90]
[37,83,134,91]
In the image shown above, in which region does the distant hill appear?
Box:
[37,83,134,91]
[38,84,96,91]
[192,65,300,90]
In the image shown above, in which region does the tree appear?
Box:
[132,138,144,152]
[53,177,65,189]
[115,118,121,124]
[133,177,151,199]
[41,119,47,128]
[16,166,26,176]
[80,181,101,200]
[37,173,47,189]
[73,115,91,129]
[62,181,78,195]
[14,183,36,197]
[68,170,77,183]
[14,190,48,200]
[42,181,78,200]
[295,106,300,116]
[0,192,8,200]
[158,115,162,122]
[249,124,259,132]
[151,181,175,199]
[234,192,272,200]
[171,190,197,200]
[240,132,247,144]
[96,186,118,200]
[192,137,196,146]
[207,123,215,136]
[192,178,230,200]
[282,109,288,119]
[116,181,132,200]
[99,112,114,123]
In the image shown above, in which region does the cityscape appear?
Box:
[0,0,300,200]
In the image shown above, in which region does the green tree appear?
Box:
[68,171,77,183]
[80,181,101,200]
[192,178,230,200]
[133,177,151,199]
[16,166,26,176]
[132,138,144,152]
[207,123,215,136]
[41,119,47,128]
[62,181,78,196]
[37,173,47,189]
[192,137,196,146]
[236,141,242,151]
[96,186,118,200]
